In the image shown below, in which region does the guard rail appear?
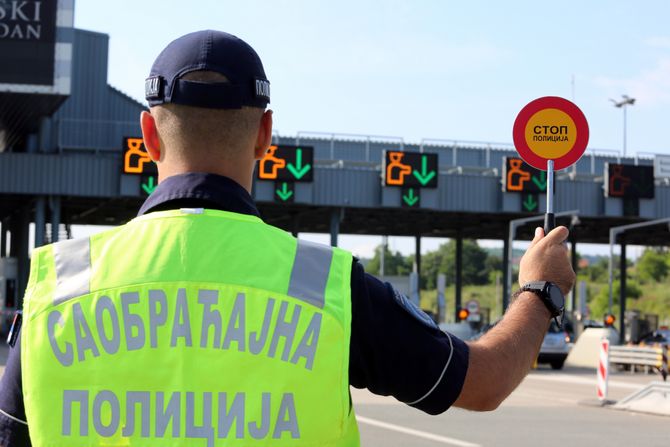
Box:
[609,344,668,380]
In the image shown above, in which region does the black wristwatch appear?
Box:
[519,281,565,328]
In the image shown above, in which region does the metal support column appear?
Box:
[34,196,46,248]
[379,236,387,278]
[570,237,578,312]
[329,208,341,247]
[0,220,6,257]
[12,205,30,306]
[50,196,61,243]
[619,240,627,343]
[38,116,52,152]
[608,218,670,317]
[454,237,463,321]
[414,235,421,278]
[502,235,510,312]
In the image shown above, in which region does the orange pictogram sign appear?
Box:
[386,152,412,185]
[608,165,631,197]
[605,164,654,199]
[123,138,154,174]
[255,145,314,182]
[258,145,286,180]
[382,151,439,188]
[506,159,531,191]
[503,157,549,194]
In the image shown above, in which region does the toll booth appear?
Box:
[625,310,658,343]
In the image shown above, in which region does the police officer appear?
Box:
[0,30,575,446]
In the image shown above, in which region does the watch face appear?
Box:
[548,283,565,311]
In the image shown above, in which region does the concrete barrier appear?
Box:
[566,327,620,368]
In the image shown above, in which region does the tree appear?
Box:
[637,248,669,283]
[485,254,503,282]
[365,245,413,277]
[420,240,490,289]
[590,280,642,319]
[582,256,630,283]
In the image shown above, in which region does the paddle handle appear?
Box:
[544,212,555,235]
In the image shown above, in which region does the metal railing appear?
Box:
[609,345,668,379]
[43,119,665,175]
[295,131,405,162]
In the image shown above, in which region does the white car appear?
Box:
[538,321,572,370]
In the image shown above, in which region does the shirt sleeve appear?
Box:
[0,332,31,446]
[348,260,469,415]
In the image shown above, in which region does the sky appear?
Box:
[71,0,669,258]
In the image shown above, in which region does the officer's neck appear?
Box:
[156,161,254,193]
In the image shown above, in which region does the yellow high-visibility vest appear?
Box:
[22,209,360,446]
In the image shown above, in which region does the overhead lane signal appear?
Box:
[383,151,438,188]
[401,187,420,207]
[122,137,157,175]
[605,164,654,199]
[274,182,295,203]
[257,145,314,182]
[121,137,158,197]
[503,157,552,194]
[522,193,539,212]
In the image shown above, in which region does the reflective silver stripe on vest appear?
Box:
[53,238,91,305]
[287,240,333,308]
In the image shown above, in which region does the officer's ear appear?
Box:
[253,109,273,159]
[140,111,162,162]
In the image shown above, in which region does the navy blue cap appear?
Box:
[145,30,270,109]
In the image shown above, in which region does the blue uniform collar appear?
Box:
[138,173,260,218]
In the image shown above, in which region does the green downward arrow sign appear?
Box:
[276,182,294,201]
[141,176,157,195]
[286,148,311,180]
[413,155,436,186]
[522,194,538,212]
[403,188,419,206]
[531,171,547,191]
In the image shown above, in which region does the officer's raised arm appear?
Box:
[454,226,575,411]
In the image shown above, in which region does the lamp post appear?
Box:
[610,95,635,157]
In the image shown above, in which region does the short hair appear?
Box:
[151,71,265,161]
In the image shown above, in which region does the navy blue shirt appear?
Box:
[0,173,468,445]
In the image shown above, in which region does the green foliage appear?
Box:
[580,256,632,283]
[591,280,642,319]
[364,245,413,277]
[637,248,669,283]
[365,243,670,325]
[420,240,491,289]
[583,257,609,282]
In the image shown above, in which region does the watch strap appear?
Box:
[519,281,562,318]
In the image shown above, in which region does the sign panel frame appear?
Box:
[0,0,58,86]
[274,181,295,203]
[401,187,420,208]
[256,145,314,183]
[383,150,438,189]
[503,157,552,194]
[654,155,670,179]
[604,163,655,199]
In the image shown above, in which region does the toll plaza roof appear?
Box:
[3,192,668,247]
[2,27,669,248]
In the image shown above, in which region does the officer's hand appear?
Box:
[518,226,575,295]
